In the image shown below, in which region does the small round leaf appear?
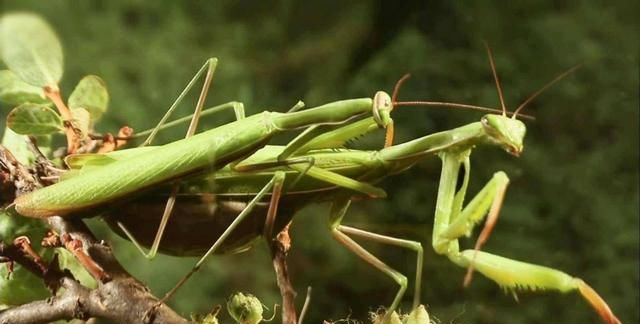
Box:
[70,107,91,141]
[56,249,97,289]
[0,70,50,105]
[68,75,109,121]
[1,127,32,164]
[0,13,63,87]
[64,153,117,170]
[227,292,264,324]
[7,103,63,135]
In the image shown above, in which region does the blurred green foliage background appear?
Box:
[1,1,638,323]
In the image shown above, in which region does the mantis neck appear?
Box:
[378,122,487,164]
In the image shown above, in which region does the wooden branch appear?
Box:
[0,145,189,324]
[0,275,187,324]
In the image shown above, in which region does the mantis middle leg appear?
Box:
[329,197,424,322]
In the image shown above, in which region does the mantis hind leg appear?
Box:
[143,58,224,146]
[329,197,423,321]
[130,59,247,260]
[156,171,287,305]
[132,101,246,140]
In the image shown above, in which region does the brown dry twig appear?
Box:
[269,222,298,324]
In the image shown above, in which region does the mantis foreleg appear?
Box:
[432,151,621,324]
[144,58,219,146]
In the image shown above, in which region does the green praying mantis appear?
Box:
[10,50,620,323]
[100,105,620,323]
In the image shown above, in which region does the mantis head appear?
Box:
[379,45,577,152]
[474,43,578,157]
[481,114,526,156]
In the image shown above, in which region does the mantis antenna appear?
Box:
[386,71,537,147]
[484,40,582,120]
[512,64,583,118]
[484,42,508,116]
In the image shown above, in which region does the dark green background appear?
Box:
[1,1,638,323]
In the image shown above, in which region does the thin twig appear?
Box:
[270,222,298,324]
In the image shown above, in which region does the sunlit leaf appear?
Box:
[70,107,91,141]
[0,13,63,88]
[0,128,52,165]
[68,75,109,122]
[7,103,63,135]
[0,128,32,165]
[0,70,50,106]
[64,153,117,170]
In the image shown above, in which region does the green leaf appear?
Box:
[64,153,117,170]
[68,75,109,122]
[0,13,63,88]
[56,249,96,289]
[7,103,63,135]
[0,210,50,305]
[0,70,50,105]
[0,128,52,165]
[0,210,95,305]
[0,128,32,165]
[70,107,90,141]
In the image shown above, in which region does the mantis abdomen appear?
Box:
[15,113,274,218]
